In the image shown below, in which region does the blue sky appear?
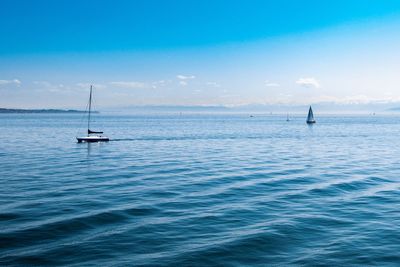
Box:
[1,0,400,109]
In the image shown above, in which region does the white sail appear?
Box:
[306,106,315,123]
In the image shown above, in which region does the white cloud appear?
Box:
[107,80,171,89]
[264,80,280,87]
[335,95,394,105]
[32,81,68,92]
[0,79,21,86]
[177,75,195,86]
[220,93,240,98]
[291,94,400,105]
[151,80,171,89]
[76,83,107,89]
[206,82,221,87]
[177,75,195,80]
[109,81,148,89]
[296,77,320,88]
[33,81,51,87]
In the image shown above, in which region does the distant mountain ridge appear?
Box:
[108,102,400,114]
[0,108,89,113]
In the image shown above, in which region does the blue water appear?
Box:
[1,113,400,266]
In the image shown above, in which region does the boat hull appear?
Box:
[306,120,316,124]
[77,136,110,143]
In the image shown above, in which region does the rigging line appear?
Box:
[89,86,102,128]
[88,85,92,131]
[75,89,91,137]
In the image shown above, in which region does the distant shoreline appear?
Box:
[0,108,94,114]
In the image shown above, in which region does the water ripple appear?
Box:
[1,114,400,265]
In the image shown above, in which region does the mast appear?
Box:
[88,85,92,135]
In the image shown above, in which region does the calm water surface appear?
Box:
[1,114,400,266]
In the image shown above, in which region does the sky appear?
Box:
[1,0,400,110]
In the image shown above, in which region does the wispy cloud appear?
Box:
[177,75,195,86]
[33,81,68,92]
[109,81,148,89]
[33,81,51,87]
[109,80,171,89]
[206,81,221,87]
[264,80,280,87]
[76,83,107,89]
[151,80,171,89]
[0,79,21,86]
[332,95,399,105]
[296,77,320,88]
[177,75,195,80]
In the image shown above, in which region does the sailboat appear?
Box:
[306,106,316,124]
[76,85,109,143]
[286,113,290,121]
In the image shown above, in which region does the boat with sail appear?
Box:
[306,106,316,124]
[76,85,109,143]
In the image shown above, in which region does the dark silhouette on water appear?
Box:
[76,85,109,143]
[306,106,316,124]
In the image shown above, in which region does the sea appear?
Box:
[1,113,400,266]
